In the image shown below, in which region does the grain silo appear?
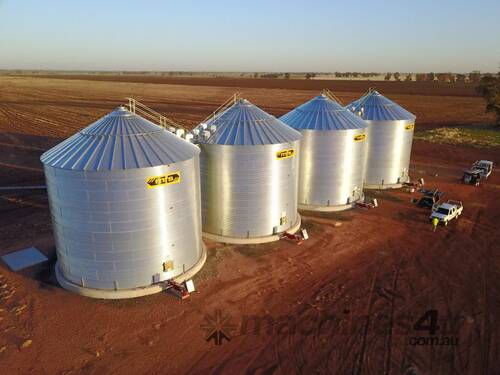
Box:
[198,98,302,244]
[280,92,368,210]
[346,89,416,189]
[41,107,206,298]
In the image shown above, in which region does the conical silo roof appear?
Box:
[346,90,416,121]
[41,107,199,171]
[202,99,301,145]
[280,94,368,130]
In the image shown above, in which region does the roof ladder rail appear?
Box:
[354,87,376,111]
[200,92,242,125]
[322,89,344,105]
[126,97,187,131]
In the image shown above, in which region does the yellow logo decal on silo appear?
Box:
[405,123,415,130]
[354,134,367,142]
[163,260,174,272]
[146,171,181,188]
[276,149,295,160]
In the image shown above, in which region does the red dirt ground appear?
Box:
[0,76,499,374]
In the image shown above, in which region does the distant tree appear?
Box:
[284,72,290,79]
[456,74,466,83]
[476,71,500,126]
[405,74,413,81]
[260,73,280,78]
[334,72,342,78]
[305,73,312,79]
[394,72,401,81]
[436,73,447,82]
[435,73,453,83]
[384,73,392,81]
[469,71,481,83]
[428,72,435,81]
[253,73,259,78]
[415,73,426,82]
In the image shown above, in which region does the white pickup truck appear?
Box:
[472,160,493,179]
[429,200,463,226]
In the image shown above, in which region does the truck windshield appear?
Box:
[437,208,450,215]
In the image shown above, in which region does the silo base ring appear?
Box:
[298,198,363,212]
[363,183,404,190]
[202,214,302,245]
[55,243,207,299]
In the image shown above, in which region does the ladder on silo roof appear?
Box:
[322,89,344,105]
[126,97,187,131]
[200,92,242,125]
[349,87,376,113]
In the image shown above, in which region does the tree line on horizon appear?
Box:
[241,71,485,83]
[0,69,491,85]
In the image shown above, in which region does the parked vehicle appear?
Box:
[417,188,444,209]
[429,200,463,226]
[472,160,493,179]
[462,169,482,186]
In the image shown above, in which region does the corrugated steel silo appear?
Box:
[41,107,205,298]
[280,93,368,210]
[199,98,302,244]
[346,89,416,189]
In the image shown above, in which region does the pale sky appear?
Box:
[0,0,498,73]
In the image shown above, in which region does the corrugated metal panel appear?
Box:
[297,129,366,207]
[280,94,367,209]
[346,90,416,186]
[362,120,414,186]
[200,141,300,238]
[280,94,368,130]
[41,107,205,292]
[201,99,301,145]
[45,159,204,290]
[41,107,199,171]
[346,90,416,121]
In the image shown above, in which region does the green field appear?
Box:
[414,125,500,147]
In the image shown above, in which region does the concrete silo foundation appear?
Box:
[54,244,207,299]
[202,215,301,244]
[298,194,365,212]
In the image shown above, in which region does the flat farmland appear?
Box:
[0,75,498,374]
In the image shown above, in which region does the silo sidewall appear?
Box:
[44,157,203,291]
[200,141,299,238]
[364,120,414,185]
[298,129,367,207]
